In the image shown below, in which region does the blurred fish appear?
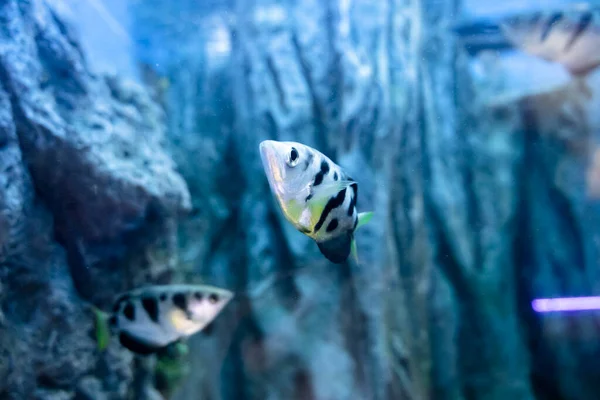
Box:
[499,6,600,76]
[96,284,234,355]
[259,140,373,264]
[452,6,600,105]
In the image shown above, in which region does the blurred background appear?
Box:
[0,0,599,399]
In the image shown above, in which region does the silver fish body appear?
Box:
[259,140,373,263]
[500,7,600,76]
[108,284,233,355]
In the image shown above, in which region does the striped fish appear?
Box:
[500,6,600,76]
[102,284,233,355]
[259,140,373,264]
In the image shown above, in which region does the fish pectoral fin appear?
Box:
[317,233,352,264]
[92,307,110,351]
[356,211,374,230]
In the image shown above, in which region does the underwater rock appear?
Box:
[0,0,190,398]
[0,79,97,398]
[74,377,108,400]
[0,0,191,305]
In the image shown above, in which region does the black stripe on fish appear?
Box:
[326,218,339,232]
[172,293,188,312]
[142,297,159,323]
[123,302,135,321]
[314,188,347,233]
[333,172,338,181]
[564,12,593,52]
[313,160,330,187]
[119,331,163,355]
[303,152,314,171]
[348,183,357,217]
[541,12,564,42]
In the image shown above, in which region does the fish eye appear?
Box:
[208,293,219,304]
[287,147,300,167]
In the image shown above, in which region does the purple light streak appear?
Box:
[532,296,600,313]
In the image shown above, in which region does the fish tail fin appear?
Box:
[356,211,374,230]
[92,306,110,351]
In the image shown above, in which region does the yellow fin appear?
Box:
[351,239,359,264]
[357,211,374,230]
[92,307,110,352]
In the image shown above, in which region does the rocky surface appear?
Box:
[0,0,190,398]
[1,0,599,399]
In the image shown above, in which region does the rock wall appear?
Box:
[0,0,190,398]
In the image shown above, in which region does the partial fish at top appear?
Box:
[259,140,373,264]
[454,5,600,77]
[500,6,600,76]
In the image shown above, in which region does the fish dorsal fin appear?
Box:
[317,233,352,264]
[356,211,374,230]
